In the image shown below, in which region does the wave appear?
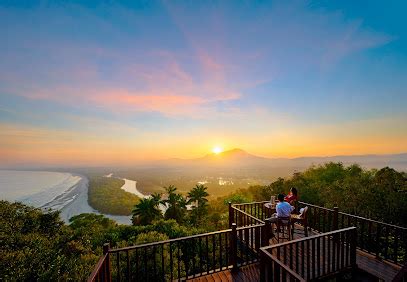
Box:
[0,170,81,209]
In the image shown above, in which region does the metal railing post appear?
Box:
[103,243,111,282]
[229,202,233,228]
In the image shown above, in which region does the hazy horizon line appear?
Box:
[1,149,406,170]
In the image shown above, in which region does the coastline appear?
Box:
[120,178,146,198]
[60,174,133,225]
[1,170,147,225]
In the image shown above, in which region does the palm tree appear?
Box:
[150,192,162,203]
[187,184,209,208]
[132,197,161,225]
[161,185,187,222]
[187,184,209,225]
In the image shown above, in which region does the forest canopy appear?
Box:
[218,163,407,227]
[88,176,140,215]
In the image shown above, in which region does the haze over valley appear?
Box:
[111,149,407,191]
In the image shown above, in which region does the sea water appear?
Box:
[0,170,81,209]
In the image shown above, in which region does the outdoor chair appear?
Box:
[276,216,292,242]
[291,206,308,237]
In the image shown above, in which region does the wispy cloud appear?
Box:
[0,1,391,118]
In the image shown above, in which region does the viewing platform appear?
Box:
[88,201,407,281]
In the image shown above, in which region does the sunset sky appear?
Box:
[1,1,406,167]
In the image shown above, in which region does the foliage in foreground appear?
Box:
[88,176,140,215]
[0,201,207,281]
[0,201,100,281]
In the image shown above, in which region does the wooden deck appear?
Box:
[187,264,259,282]
[356,250,400,281]
[192,224,401,282]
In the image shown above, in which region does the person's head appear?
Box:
[277,194,285,202]
[291,187,298,196]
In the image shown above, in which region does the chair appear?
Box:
[276,216,292,242]
[291,200,299,214]
[291,206,308,237]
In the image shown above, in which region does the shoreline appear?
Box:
[1,170,148,225]
[120,178,148,199]
[60,174,133,225]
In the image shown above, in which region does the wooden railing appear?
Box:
[236,223,269,267]
[88,244,111,282]
[298,201,407,266]
[260,250,305,282]
[392,262,407,282]
[108,229,232,281]
[88,222,271,281]
[260,227,357,281]
[230,200,407,266]
[89,200,406,281]
[229,201,267,228]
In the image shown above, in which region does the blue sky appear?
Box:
[0,0,406,166]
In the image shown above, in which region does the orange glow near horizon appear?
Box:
[0,114,407,167]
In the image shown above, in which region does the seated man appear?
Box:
[267,193,294,232]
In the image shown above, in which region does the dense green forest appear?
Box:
[88,176,140,215]
[1,163,406,280]
[0,201,207,280]
[234,163,407,227]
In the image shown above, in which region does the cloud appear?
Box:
[0,0,392,119]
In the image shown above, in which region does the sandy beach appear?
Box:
[120,178,146,198]
[60,175,133,225]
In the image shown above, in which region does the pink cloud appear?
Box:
[12,43,242,114]
[92,90,205,113]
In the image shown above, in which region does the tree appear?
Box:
[188,184,209,208]
[161,185,187,223]
[187,184,209,225]
[151,192,162,203]
[0,201,98,281]
[132,197,162,225]
[223,193,251,205]
[69,213,117,230]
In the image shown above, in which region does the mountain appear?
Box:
[199,148,266,162]
[159,149,407,171]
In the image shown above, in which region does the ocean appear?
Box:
[0,170,81,208]
[0,170,133,224]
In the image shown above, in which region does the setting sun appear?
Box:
[212,147,223,154]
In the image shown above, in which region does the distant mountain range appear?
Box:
[160,148,407,171]
[4,149,406,175]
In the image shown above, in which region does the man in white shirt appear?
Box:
[267,194,294,232]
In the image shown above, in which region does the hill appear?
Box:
[159,149,407,171]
